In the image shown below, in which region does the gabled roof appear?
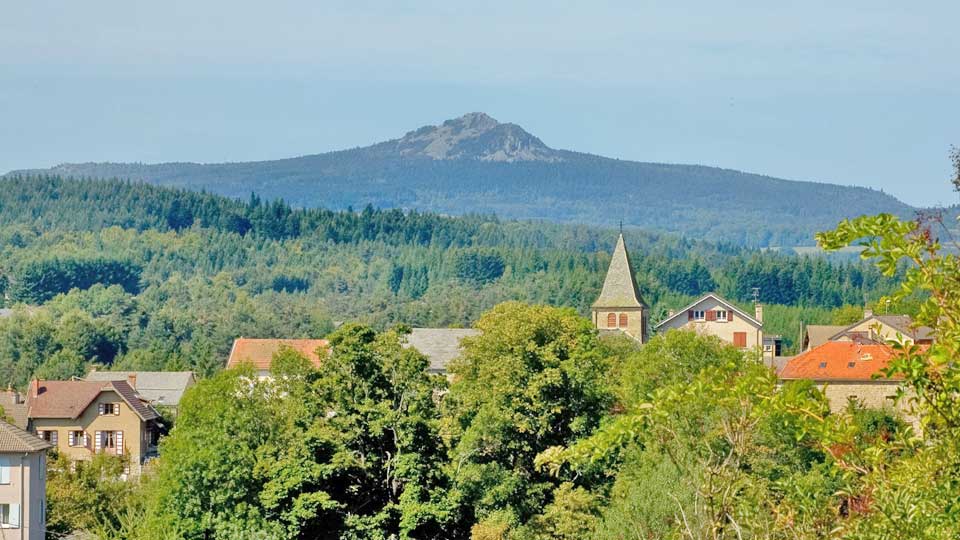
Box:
[404,328,480,372]
[0,419,52,453]
[828,314,934,342]
[779,341,901,382]
[27,380,160,421]
[227,338,329,370]
[804,325,845,350]
[592,234,647,309]
[85,371,196,407]
[655,293,762,329]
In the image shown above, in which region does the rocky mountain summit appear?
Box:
[386,112,563,162]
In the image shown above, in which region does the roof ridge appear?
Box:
[0,419,52,452]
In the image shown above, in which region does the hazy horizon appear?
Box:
[2,1,957,207]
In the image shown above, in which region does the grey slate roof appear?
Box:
[404,328,480,373]
[828,315,935,342]
[592,234,647,309]
[0,396,28,430]
[804,325,845,350]
[85,371,195,407]
[0,419,52,453]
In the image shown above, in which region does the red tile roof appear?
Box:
[27,380,159,421]
[779,341,902,382]
[226,338,329,370]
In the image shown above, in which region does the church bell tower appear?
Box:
[592,233,649,342]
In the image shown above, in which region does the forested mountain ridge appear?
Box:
[0,174,903,390]
[7,113,914,246]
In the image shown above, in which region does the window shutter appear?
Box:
[607,313,616,328]
[619,313,628,327]
[69,431,75,447]
[728,311,734,322]
[114,403,120,416]
[98,403,105,415]
[95,431,102,453]
[688,310,693,321]
[116,431,124,456]
[706,310,716,321]
[50,430,58,445]
[8,503,19,528]
[0,457,10,484]
[83,432,89,448]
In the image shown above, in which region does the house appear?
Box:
[26,379,161,475]
[0,420,51,539]
[591,233,649,342]
[226,338,329,379]
[0,389,28,430]
[828,311,934,346]
[85,370,196,410]
[403,328,480,374]
[656,293,770,355]
[779,341,914,424]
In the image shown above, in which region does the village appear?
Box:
[0,232,935,539]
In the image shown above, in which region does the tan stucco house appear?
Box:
[828,312,934,346]
[0,419,52,539]
[26,379,161,475]
[655,293,769,354]
[591,233,649,343]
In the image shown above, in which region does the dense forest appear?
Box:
[0,175,905,390]
[10,112,917,246]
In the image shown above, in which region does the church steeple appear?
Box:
[592,233,648,341]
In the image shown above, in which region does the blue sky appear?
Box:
[1,1,957,206]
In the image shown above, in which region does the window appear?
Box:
[68,431,86,447]
[103,431,116,449]
[38,430,58,445]
[606,313,617,328]
[619,313,628,328]
[847,362,856,368]
[0,457,10,485]
[693,310,706,321]
[716,310,728,322]
[0,503,19,528]
[818,362,827,368]
[733,332,747,348]
[99,403,120,416]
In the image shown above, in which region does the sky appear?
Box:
[1,1,958,207]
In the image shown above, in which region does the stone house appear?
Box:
[0,420,51,539]
[779,341,915,425]
[591,233,649,342]
[26,379,161,475]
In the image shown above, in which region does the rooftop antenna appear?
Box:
[752,287,760,305]
[619,220,623,235]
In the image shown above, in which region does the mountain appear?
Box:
[8,112,914,246]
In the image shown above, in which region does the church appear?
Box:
[591,233,650,342]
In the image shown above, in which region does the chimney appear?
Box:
[127,373,137,389]
[754,303,764,323]
[864,307,873,319]
[667,310,676,318]
[31,379,40,399]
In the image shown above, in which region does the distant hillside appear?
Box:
[9,112,914,246]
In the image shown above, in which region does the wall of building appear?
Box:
[816,380,918,429]
[592,307,646,341]
[30,390,148,474]
[658,297,763,349]
[0,450,46,539]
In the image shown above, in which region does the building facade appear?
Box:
[27,379,161,475]
[591,233,649,342]
[655,293,766,352]
[0,420,51,539]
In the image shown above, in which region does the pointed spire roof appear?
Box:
[593,234,647,309]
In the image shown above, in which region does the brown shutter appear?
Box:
[706,310,716,322]
[619,313,628,327]
[688,310,694,321]
[728,311,734,322]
